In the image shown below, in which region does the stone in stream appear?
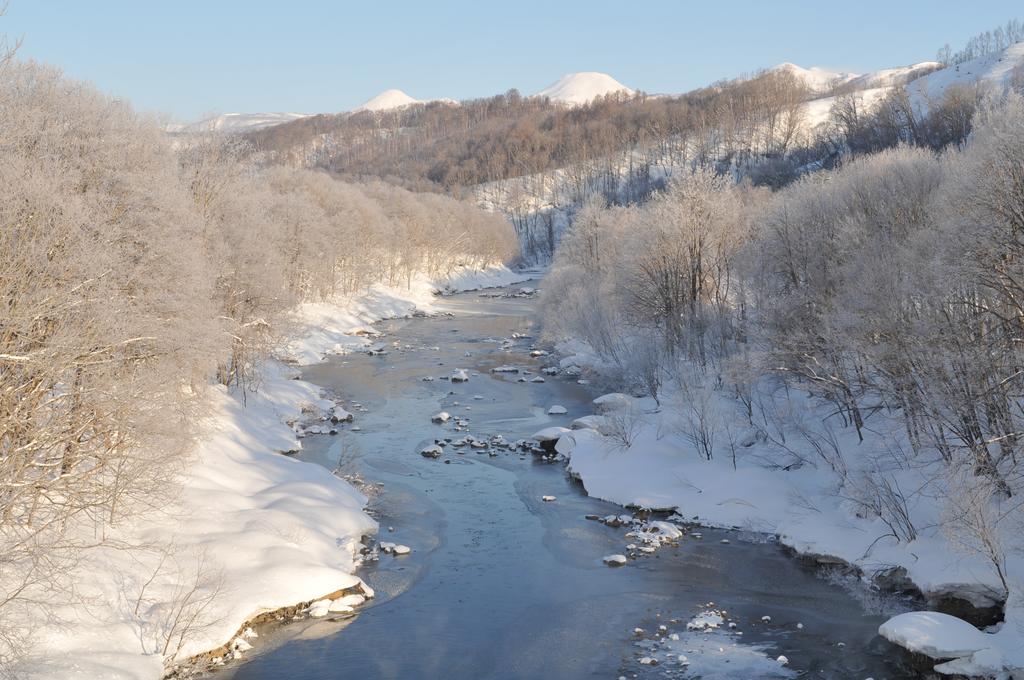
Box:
[420,444,443,458]
[530,376,545,383]
[431,411,451,423]
[330,405,354,423]
[547,405,568,415]
[379,542,411,555]
[603,554,628,566]
[541,495,556,502]
[530,426,571,449]
[451,369,470,382]
[491,365,519,373]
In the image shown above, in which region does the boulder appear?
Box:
[420,444,443,458]
[330,406,354,423]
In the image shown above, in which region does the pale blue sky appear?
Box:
[4,1,1020,122]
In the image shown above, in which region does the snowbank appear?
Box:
[878,612,991,660]
[553,341,1024,677]
[433,264,532,294]
[18,266,517,679]
[21,361,377,680]
[880,603,1024,676]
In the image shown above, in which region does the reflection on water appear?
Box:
[218,284,915,680]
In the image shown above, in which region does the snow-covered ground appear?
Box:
[843,61,942,91]
[15,265,521,680]
[909,42,1024,114]
[547,343,1024,678]
[800,86,892,131]
[166,111,310,134]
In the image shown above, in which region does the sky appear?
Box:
[4,0,1021,122]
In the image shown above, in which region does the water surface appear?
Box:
[220,283,913,679]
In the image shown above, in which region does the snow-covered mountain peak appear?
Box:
[356,89,422,112]
[770,62,859,92]
[535,72,635,106]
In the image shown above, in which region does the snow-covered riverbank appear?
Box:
[547,344,1024,678]
[17,265,526,680]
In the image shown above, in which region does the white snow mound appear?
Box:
[356,89,422,112]
[879,611,991,659]
[536,72,634,106]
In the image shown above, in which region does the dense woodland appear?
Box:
[542,94,1024,596]
[245,68,818,189]
[0,59,514,663]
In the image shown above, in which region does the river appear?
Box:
[218,281,915,679]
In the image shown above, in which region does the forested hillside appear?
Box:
[245,68,816,188]
[0,58,514,668]
[537,91,1024,677]
[237,36,1021,261]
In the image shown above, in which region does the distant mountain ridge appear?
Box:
[167,112,309,134]
[170,45,1024,136]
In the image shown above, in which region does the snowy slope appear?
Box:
[909,42,1024,112]
[168,112,309,134]
[535,72,634,106]
[770,62,858,93]
[800,86,892,130]
[793,62,946,135]
[355,88,421,112]
[843,61,942,90]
